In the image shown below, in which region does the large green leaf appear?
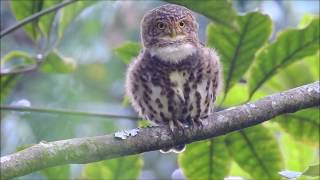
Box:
[58,1,97,38]
[277,108,319,144]
[225,126,283,180]
[248,18,320,98]
[266,53,319,92]
[114,41,141,64]
[81,155,143,179]
[41,165,70,180]
[302,164,320,177]
[40,50,77,73]
[165,0,237,27]
[228,161,251,179]
[208,12,272,96]
[179,137,231,180]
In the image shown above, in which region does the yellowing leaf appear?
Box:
[40,50,77,73]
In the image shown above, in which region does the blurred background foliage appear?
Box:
[0,0,319,179]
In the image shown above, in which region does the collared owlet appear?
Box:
[125,4,222,152]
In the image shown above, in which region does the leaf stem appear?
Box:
[0,105,140,120]
[0,0,77,38]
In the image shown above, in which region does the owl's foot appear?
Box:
[168,120,185,133]
[191,117,205,129]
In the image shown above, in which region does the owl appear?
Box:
[125,4,222,152]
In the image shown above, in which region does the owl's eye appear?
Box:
[179,21,185,27]
[157,22,165,29]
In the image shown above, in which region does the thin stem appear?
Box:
[0,0,77,38]
[0,105,140,120]
[0,63,38,76]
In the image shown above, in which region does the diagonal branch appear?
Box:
[1,81,319,179]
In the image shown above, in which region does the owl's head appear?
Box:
[141,4,199,50]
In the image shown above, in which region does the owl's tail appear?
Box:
[160,144,186,154]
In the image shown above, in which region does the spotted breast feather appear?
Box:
[125,47,222,131]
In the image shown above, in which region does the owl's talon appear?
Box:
[176,120,185,130]
[194,118,204,129]
[188,118,195,127]
[168,120,186,133]
[169,121,175,133]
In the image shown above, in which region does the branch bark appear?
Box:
[1,81,319,179]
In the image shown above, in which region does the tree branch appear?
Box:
[0,105,140,120]
[1,81,319,179]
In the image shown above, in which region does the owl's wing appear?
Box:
[125,52,145,117]
[202,47,223,102]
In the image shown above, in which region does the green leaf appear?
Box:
[40,50,77,73]
[266,53,319,92]
[277,108,319,144]
[10,0,60,40]
[82,163,112,178]
[165,0,237,27]
[299,14,317,28]
[280,131,316,172]
[0,75,19,104]
[307,52,320,81]
[38,0,62,38]
[302,164,320,177]
[41,165,70,180]
[225,126,284,180]
[1,51,36,66]
[217,83,267,107]
[248,18,320,98]
[58,1,96,38]
[81,155,143,179]
[0,51,36,79]
[11,0,41,40]
[179,137,231,180]
[138,119,151,128]
[114,42,141,64]
[229,161,252,179]
[207,12,272,96]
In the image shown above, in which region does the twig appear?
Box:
[0,64,38,76]
[0,0,77,38]
[0,105,140,120]
[1,81,319,179]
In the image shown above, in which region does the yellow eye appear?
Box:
[179,21,185,27]
[157,22,165,29]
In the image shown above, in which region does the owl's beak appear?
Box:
[170,28,177,38]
